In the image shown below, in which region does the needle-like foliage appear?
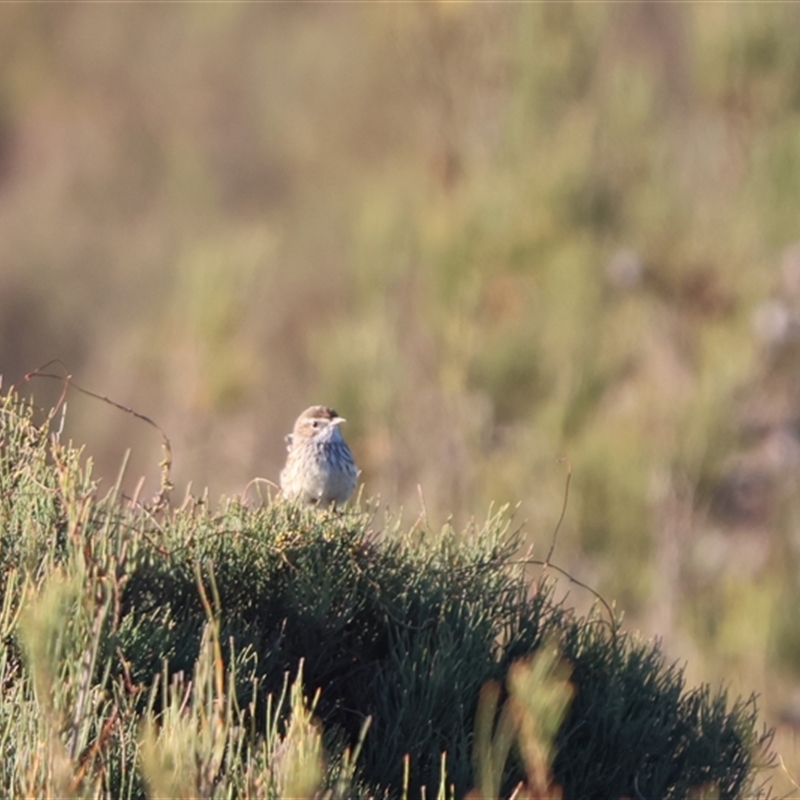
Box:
[0,391,774,798]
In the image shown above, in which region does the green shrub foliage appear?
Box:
[0,392,772,798]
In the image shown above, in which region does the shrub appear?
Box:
[0,391,774,798]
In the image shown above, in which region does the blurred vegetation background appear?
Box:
[3,1,800,789]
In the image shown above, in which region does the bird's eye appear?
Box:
[312,420,319,428]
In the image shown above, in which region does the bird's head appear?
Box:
[291,405,347,444]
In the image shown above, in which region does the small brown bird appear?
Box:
[279,405,359,506]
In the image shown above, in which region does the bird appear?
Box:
[279,405,359,507]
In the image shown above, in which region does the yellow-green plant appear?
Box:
[469,641,574,800]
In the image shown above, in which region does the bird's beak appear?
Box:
[332,416,346,426]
